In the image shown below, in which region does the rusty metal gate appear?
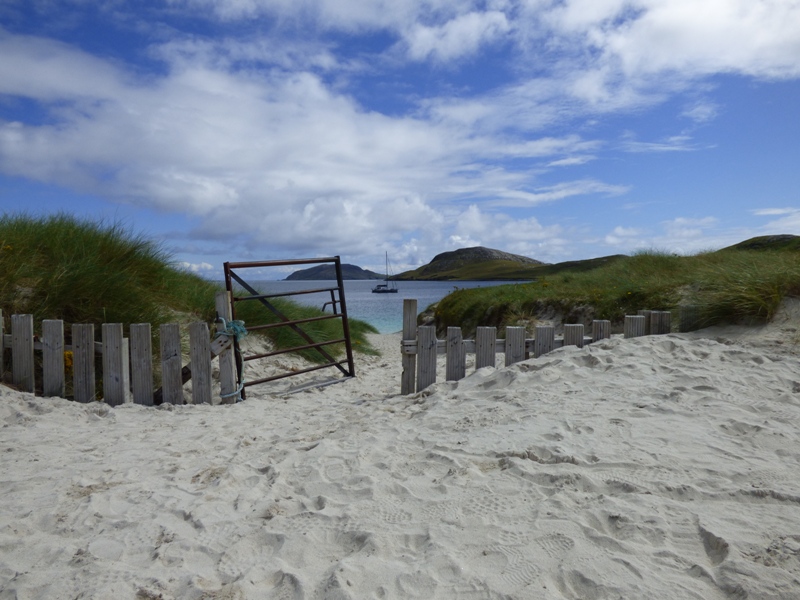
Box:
[223,257,355,398]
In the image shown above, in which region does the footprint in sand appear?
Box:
[488,526,532,547]
[217,531,284,579]
[481,544,542,589]
[534,532,576,559]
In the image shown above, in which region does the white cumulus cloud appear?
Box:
[405,11,511,62]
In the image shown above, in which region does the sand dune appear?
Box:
[2,306,800,599]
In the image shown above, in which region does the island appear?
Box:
[395,246,546,280]
[285,263,384,280]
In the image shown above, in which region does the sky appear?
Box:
[1,0,799,279]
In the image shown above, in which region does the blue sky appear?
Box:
[1,0,799,279]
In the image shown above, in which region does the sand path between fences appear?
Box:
[2,301,800,599]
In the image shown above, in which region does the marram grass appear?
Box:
[690,250,800,325]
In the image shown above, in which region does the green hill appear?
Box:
[725,235,800,251]
[396,246,626,281]
[396,246,545,280]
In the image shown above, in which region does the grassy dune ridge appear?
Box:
[432,249,800,335]
[0,213,377,364]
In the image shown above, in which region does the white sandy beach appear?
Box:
[2,305,800,599]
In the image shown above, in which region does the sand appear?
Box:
[2,303,800,599]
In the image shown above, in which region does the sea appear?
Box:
[247,280,524,334]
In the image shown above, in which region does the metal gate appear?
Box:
[223,257,355,397]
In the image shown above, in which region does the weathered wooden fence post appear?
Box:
[563,324,585,348]
[401,299,418,395]
[624,315,646,338]
[446,327,466,381]
[102,323,130,406]
[130,323,153,405]
[475,326,496,369]
[12,314,35,393]
[592,320,611,342]
[160,323,183,405]
[505,327,526,366]
[215,291,237,403]
[189,322,212,404]
[416,326,437,392]
[651,310,672,335]
[42,319,65,398]
[73,323,95,402]
[637,310,652,335]
[534,325,555,358]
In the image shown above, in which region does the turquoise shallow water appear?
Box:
[249,280,523,333]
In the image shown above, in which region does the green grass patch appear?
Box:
[690,250,800,325]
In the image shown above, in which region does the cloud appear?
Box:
[681,100,719,123]
[488,179,630,207]
[1,27,637,264]
[179,260,215,273]
[163,1,800,89]
[540,0,800,109]
[447,204,566,261]
[599,216,740,255]
[753,207,799,217]
[604,225,643,246]
[547,155,596,167]
[151,36,344,73]
[620,132,696,153]
[660,216,718,241]
[753,207,800,234]
[600,208,800,256]
[0,32,126,100]
[531,1,800,118]
[601,0,800,80]
[156,0,800,88]
[404,10,511,62]
[164,0,465,34]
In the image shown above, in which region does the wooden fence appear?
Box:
[0,292,237,406]
[400,299,674,394]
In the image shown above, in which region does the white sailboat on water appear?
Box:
[372,251,398,293]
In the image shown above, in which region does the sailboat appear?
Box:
[372,252,399,293]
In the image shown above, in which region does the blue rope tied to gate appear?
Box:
[220,381,245,401]
[215,318,248,341]
[215,318,248,402]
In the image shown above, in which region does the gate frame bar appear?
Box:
[223,257,355,398]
